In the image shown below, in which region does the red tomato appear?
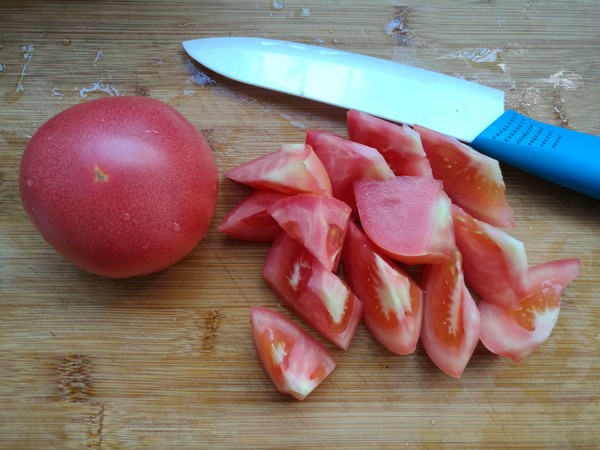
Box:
[452,205,528,310]
[354,176,454,265]
[420,247,481,378]
[414,124,514,229]
[224,143,332,196]
[479,258,580,362]
[250,305,336,400]
[19,96,218,278]
[347,110,433,177]
[262,233,363,350]
[342,222,423,355]
[305,128,394,214]
[218,190,286,242]
[267,193,352,272]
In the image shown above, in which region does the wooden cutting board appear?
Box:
[1,1,599,448]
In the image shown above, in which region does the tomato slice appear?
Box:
[267,193,352,272]
[342,222,423,355]
[420,247,481,378]
[305,129,394,214]
[479,258,580,362]
[414,125,514,229]
[225,143,332,196]
[347,110,433,177]
[354,176,454,265]
[250,305,336,400]
[218,190,287,242]
[452,205,528,310]
[262,232,363,350]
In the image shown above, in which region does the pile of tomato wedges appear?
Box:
[219,110,580,400]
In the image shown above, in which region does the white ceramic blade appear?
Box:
[183,37,505,142]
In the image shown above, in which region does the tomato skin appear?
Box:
[19,96,218,278]
[342,222,423,355]
[250,305,336,401]
[479,258,580,362]
[262,232,363,350]
[420,247,481,378]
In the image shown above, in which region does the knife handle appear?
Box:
[471,110,600,199]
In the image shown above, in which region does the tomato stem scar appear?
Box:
[95,166,108,182]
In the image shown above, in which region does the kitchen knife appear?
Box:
[182,37,600,199]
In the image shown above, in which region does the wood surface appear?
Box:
[1,0,599,448]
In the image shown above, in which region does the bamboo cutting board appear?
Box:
[1,1,599,448]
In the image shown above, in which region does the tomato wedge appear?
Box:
[354,176,454,264]
[262,232,363,350]
[479,258,580,362]
[218,190,287,242]
[347,110,433,177]
[342,222,423,355]
[250,305,336,400]
[267,193,351,272]
[225,143,332,196]
[420,247,481,378]
[305,129,394,213]
[452,205,528,310]
[414,125,513,229]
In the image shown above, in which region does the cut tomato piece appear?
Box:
[225,143,332,196]
[414,125,513,228]
[267,193,351,272]
[218,190,287,242]
[479,258,580,362]
[420,247,481,378]
[342,222,423,355]
[347,110,433,177]
[452,205,528,310]
[250,305,336,400]
[354,176,454,264]
[262,232,363,350]
[305,129,394,213]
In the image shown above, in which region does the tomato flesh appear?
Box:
[262,233,363,350]
[355,176,454,264]
[250,305,336,400]
[479,258,580,362]
[347,110,433,177]
[452,205,528,310]
[267,193,351,272]
[305,128,394,214]
[415,125,513,229]
[225,143,332,196]
[342,222,423,355]
[420,247,481,378]
[218,190,286,242]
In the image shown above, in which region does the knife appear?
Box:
[182,37,600,199]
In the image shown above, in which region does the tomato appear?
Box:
[420,247,481,378]
[267,193,351,272]
[414,124,514,229]
[305,128,394,214]
[452,205,528,310]
[19,96,218,278]
[224,143,332,196]
[250,305,336,400]
[342,222,423,355]
[479,258,580,362]
[347,110,433,177]
[262,232,363,350]
[218,190,286,242]
[354,176,454,265]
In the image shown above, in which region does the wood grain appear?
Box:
[1,0,599,448]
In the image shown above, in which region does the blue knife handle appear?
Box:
[471,110,600,199]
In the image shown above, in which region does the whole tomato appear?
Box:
[19,96,218,278]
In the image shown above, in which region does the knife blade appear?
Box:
[182,37,600,199]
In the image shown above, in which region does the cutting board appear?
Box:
[1,0,599,448]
